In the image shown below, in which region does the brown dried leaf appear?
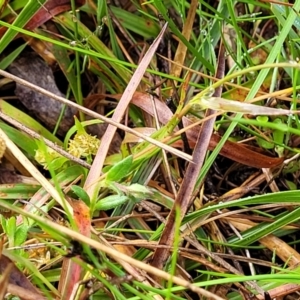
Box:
[0,261,12,300]
[0,254,45,299]
[58,197,91,300]
[129,92,284,168]
[0,1,85,38]
[170,0,198,80]
[84,23,169,197]
[227,218,300,267]
[150,44,226,272]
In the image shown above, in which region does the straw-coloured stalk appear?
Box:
[193,95,299,116]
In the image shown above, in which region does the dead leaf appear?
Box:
[0,0,85,37]
[0,261,12,299]
[227,218,300,267]
[150,43,226,273]
[84,23,169,197]
[0,254,45,299]
[128,92,284,168]
[58,197,91,300]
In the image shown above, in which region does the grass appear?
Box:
[1,0,300,299]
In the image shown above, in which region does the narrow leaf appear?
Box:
[106,155,133,183]
[95,195,129,211]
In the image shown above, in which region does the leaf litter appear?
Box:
[1,1,300,300]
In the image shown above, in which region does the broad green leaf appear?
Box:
[106,155,133,183]
[256,137,274,150]
[95,195,129,210]
[15,225,29,246]
[0,215,7,233]
[48,157,69,171]
[71,185,90,205]
[273,118,285,144]
[7,216,16,246]
[125,183,151,198]
[284,179,297,190]
[74,116,86,135]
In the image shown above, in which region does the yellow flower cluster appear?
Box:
[68,133,100,158]
[35,147,61,168]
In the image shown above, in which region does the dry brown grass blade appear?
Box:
[97,237,164,300]
[1,204,225,300]
[0,70,192,163]
[0,261,12,300]
[170,0,198,80]
[84,23,169,199]
[227,218,300,267]
[6,284,46,300]
[127,92,283,168]
[150,43,226,271]
[257,284,300,300]
[0,254,45,300]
